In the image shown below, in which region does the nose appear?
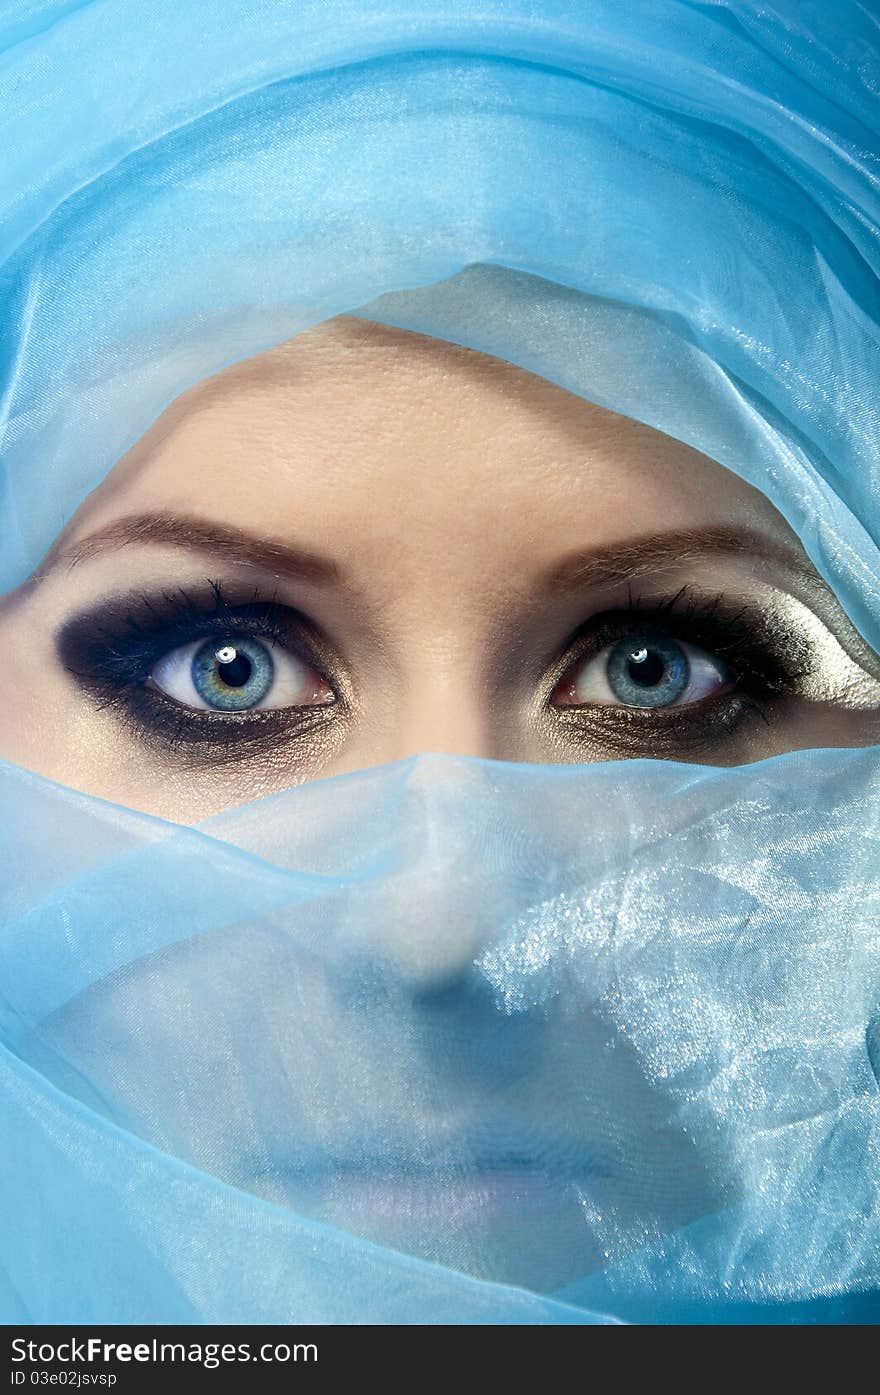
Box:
[375,861,496,990]
[328,642,513,987]
[364,753,505,992]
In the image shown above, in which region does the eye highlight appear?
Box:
[556,634,732,710]
[150,635,334,712]
[52,571,880,781]
[542,588,824,759]
[55,581,345,767]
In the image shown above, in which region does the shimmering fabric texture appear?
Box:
[1,0,879,1324]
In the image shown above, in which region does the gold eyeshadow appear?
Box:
[50,570,880,776]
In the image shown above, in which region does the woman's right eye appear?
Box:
[149,635,334,713]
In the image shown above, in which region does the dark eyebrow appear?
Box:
[34,514,820,601]
[541,525,822,593]
[37,512,341,586]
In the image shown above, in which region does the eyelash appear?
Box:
[56,579,812,764]
[547,584,812,753]
[56,581,342,765]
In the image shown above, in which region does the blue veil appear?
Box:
[1,0,880,1324]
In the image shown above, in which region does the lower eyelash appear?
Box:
[56,582,342,764]
[58,580,814,766]
[544,586,809,755]
[104,682,339,768]
[552,688,773,760]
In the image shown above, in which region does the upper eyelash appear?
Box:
[62,577,809,692]
[59,577,811,744]
[555,584,813,699]
[56,580,341,765]
[58,579,320,688]
[96,578,288,647]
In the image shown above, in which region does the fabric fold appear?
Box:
[1,0,879,1323]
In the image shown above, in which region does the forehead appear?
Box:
[66,314,790,572]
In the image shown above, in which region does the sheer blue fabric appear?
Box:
[1,0,879,1323]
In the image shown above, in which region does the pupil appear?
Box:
[626,647,665,687]
[217,650,252,688]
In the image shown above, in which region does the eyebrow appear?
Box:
[36,512,820,599]
[39,512,341,586]
[541,524,821,594]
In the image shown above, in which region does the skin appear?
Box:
[0,313,878,824]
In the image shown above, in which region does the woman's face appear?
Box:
[1,316,879,822]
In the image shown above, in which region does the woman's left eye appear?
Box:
[148,636,334,712]
[554,634,732,710]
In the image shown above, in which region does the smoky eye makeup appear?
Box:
[51,567,880,774]
[542,585,849,756]
[55,580,345,766]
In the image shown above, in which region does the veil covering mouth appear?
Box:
[2,0,880,1324]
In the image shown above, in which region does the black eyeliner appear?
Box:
[55,579,343,766]
[55,577,833,769]
[546,585,816,755]
[552,587,815,699]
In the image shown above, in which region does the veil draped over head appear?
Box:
[2,0,880,1325]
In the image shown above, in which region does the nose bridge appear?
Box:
[388,639,494,762]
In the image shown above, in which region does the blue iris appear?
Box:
[606,635,689,708]
[191,637,274,711]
